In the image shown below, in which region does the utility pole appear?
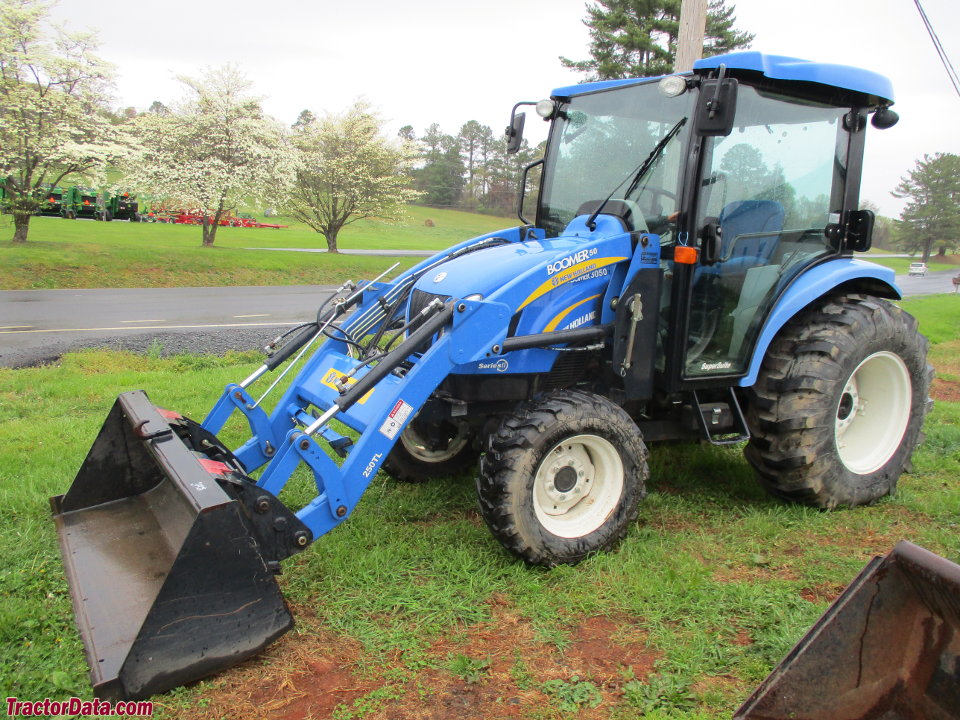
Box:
[675,0,708,72]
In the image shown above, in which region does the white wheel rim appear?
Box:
[399,421,469,463]
[532,434,624,538]
[835,351,912,475]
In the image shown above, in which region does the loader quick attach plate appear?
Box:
[51,391,307,701]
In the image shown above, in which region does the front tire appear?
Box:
[477,390,648,566]
[745,293,932,508]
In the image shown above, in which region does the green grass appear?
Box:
[862,254,959,274]
[0,297,957,718]
[0,206,513,290]
[898,294,960,345]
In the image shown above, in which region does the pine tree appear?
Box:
[892,153,960,262]
[561,0,753,80]
[414,126,466,208]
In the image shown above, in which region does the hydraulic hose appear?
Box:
[337,301,455,413]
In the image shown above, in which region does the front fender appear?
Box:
[738,258,900,387]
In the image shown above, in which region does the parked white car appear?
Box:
[908,262,927,277]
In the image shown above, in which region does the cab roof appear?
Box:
[551,51,894,105]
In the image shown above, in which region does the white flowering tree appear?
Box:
[0,0,118,244]
[288,101,419,253]
[124,66,296,247]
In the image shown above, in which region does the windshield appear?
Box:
[538,80,695,239]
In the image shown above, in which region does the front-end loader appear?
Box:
[52,51,936,700]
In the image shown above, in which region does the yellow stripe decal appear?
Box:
[518,256,627,310]
[543,294,602,333]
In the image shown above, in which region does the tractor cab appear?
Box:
[524,52,897,394]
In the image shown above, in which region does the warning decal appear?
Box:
[321,368,373,404]
[379,399,414,440]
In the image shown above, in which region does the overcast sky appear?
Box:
[49,0,959,217]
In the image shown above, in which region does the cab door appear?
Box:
[682,84,851,379]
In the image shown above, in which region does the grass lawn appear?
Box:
[0,206,513,290]
[0,296,957,719]
[863,254,960,274]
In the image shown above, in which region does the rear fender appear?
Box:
[739,258,900,387]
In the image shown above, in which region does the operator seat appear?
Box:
[717,200,785,276]
[716,200,786,358]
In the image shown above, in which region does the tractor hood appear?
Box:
[415,236,588,302]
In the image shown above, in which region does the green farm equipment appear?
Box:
[106,191,139,221]
[50,51,945,704]
[36,184,66,216]
[62,186,102,220]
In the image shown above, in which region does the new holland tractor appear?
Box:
[52,52,933,701]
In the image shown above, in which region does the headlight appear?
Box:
[535,99,556,119]
[658,76,688,98]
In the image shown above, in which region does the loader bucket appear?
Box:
[736,541,960,720]
[51,391,311,701]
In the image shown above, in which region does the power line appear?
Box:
[913,0,960,98]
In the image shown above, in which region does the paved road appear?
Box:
[894,268,959,296]
[0,285,336,368]
[2,267,956,368]
[245,247,435,256]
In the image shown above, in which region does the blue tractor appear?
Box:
[52,52,931,700]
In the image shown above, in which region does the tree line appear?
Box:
[397,120,542,215]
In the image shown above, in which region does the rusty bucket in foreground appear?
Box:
[51,391,311,700]
[736,540,960,720]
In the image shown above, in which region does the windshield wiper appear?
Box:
[586,116,688,231]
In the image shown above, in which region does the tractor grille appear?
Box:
[542,352,592,390]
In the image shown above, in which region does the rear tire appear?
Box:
[745,293,932,508]
[477,390,648,566]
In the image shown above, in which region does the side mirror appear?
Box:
[695,75,739,137]
[700,218,722,265]
[846,209,875,252]
[506,111,526,155]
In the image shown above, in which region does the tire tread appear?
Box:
[745,293,932,508]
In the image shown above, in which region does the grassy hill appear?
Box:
[0,206,514,289]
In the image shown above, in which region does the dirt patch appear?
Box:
[186,599,664,720]
[931,377,960,403]
[184,614,376,720]
[730,628,753,647]
[712,562,799,584]
[789,510,928,560]
[565,615,659,683]
[379,668,528,720]
[799,582,847,604]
